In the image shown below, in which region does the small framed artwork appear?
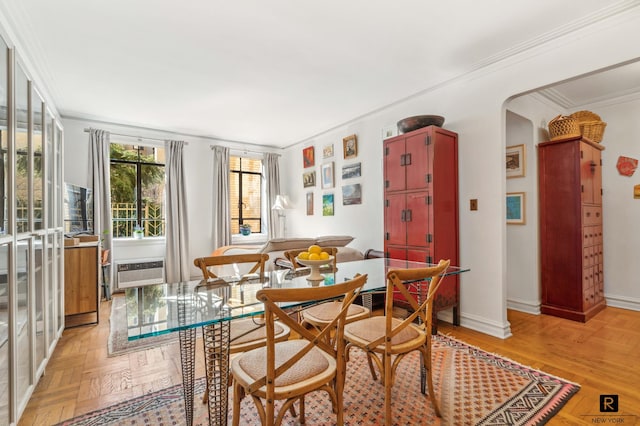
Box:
[306,192,314,215]
[343,134,357,159]
[506,192,526,225]
[321,162,335,189]
[342,183,362,205]
[303,146,315,168]
[342,162,361,179]
[506,144,525,178]
[323,144,334,159]
[303,171,316,188]
[322,193,334,216]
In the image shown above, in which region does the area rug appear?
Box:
[58,334,579,425]
[107,295,176,357]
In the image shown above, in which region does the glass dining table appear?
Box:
[121,257,469,425]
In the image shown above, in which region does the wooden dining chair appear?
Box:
[283,247,370,346]
[343,259,450,424]
[193,254,291,404]
[230,273,368,426]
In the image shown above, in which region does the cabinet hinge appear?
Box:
[425,135,431,145]
[427,234,433,243]
[385,147,389,156]
[385,232,389,240]
[385,180,389,188]
[581,184,584,193]
[426,255,433,264]
[426,195,432,205]
[580,150,584,159]
[385,199,389,207]
[425,173,432,183]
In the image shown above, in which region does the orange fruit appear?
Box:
[308,245,322,254]
[298,251,310,260]
[319,251,330,260]
[308,253,321,260]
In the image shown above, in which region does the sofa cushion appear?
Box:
[316,235,354,247]
[259,237,317,253]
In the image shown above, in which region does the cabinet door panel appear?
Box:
[406,132,430,191]
[407,248,430,263]
[384,193,406,246]
[386,246,407,260]
[406,192,429,247]
[384,138,406,192]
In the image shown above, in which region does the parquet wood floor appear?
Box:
[18,301,640,425]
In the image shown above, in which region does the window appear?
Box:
[230,156,262,234]
[110,143,165,238]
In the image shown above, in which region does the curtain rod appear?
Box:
[83,128,189,145]
[210,145,280,157]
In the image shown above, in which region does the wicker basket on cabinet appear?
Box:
[548,115,581,140]
[570,110,606,143]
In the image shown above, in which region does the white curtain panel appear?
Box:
[212,146,231,248]
[88,128,113,252]
[263,152,281,238]
[165,140,190,282]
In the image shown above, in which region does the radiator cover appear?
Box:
[115,259,164,290]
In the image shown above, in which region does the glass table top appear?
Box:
[123,258,469,340]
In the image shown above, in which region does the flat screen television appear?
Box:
[63,183,94,236]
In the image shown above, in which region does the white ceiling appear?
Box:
[1,0,637,148]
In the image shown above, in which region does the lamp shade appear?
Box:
[272,195,291,210]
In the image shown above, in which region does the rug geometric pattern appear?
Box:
[58,334,580,425]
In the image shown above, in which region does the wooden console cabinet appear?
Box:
[538,136,605,322]
[383,125,460,328]
[64,243,100,326]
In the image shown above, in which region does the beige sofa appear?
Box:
[211,235,364,272]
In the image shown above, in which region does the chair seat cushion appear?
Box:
[230,318,288,346]
[302,301,369,322]
[233,340,334,387]
[344,316,423,348]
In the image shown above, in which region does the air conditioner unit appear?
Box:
[115,259,165,290]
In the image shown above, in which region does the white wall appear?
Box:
[280,10,640,337]
[590,97,640,309]
[504,110,538,314]
[62,117,282,278]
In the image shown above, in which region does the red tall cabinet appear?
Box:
[538,136,606,322]
[383,125,460,327]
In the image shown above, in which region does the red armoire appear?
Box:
[538,135,605,322]
[383,125,460,328]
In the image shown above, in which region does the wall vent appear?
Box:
[115,259,164,290]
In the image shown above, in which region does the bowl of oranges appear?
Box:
[295,245,334,284]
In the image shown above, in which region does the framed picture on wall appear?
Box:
[342,183,362,205]
[322,193,334,216]
[343,134,357,159]
[303,171,316,188]
[321,162,335,189]
[342,162,361,179]
[323,144,334,159]
[506,192,525,224]
[303,146,315,168]
[306,192,314,215]
[506,144,525,178]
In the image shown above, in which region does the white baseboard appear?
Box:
[438,310,512,339]
[506,297,541,315]
[605,293,640,312]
